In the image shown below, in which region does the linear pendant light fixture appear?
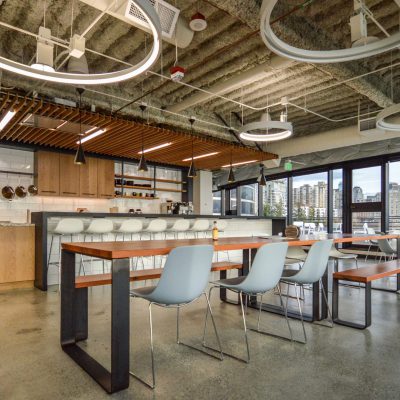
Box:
[74,88,86,165]
[0,109,16,131]
[0,0,162,85]
[138,103,149,172]
[139,142,172,154]
[187,117,197,178]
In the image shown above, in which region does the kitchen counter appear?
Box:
[0,222,35,227]
[31,212,286,291]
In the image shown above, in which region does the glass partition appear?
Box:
[352,166,381,203]
[332,169,343,233]
[213,191,222,215]
[389,161,400,231]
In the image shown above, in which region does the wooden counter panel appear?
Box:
[0,226,35,285]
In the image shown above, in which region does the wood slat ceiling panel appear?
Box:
[0,93,276,170]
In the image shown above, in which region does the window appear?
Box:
[292,172,328,232]
[389,161,400,231]
[352,166,381,203]
[240,184,258,216]
[262,178,287,217]
[213,191,222,215]
[332,169,343,233]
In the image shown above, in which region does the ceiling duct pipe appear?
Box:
[79,0,194,48]
[166,55,294,113]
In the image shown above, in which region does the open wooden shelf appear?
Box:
[115,174,185,185]
[114,195,159,200]
[115,185,186,193]
[115,184,153,190]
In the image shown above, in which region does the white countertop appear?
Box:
[0,222,34,227]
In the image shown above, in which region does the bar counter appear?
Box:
[31,212,286,291]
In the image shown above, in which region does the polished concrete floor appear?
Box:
[1,264,400,400]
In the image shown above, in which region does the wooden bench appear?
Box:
[332,260,400,329]
[75,261,243,289]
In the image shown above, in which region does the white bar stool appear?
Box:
[168,219,190,239]
[143,218,168,240]
[114,219,144,270]
[84,219,114,273]
[47,218,84,289]
[215,219,230,261]
[190,219,210,238]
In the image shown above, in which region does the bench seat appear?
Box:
[75,261,242,289]
[332,260,400,329]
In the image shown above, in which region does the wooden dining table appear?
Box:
[60,232,399,394]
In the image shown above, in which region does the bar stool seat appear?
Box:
[47,218,84,289]
[142,218,168,240]
[190,219,210,238]
[168,219,190,239]
[113,219,143,241]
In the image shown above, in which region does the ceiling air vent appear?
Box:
[125,0,180,39]
[358,117,385,137]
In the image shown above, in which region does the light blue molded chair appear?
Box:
[280,239,334,343]
[129,245,223,389]
[205,242,291,363]
[377,238,396,262]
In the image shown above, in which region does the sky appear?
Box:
[291,162,400,196]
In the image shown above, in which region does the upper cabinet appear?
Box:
[97,158,115,199]
[59,153,80,197]
[79,157,98,198]
[35,151,60,196]
[35,151,115,199]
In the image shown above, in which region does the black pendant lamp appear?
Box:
[188,117,197,178]
[138,103,148,172]
[258,164,267,186]
[227,148,235,183]
[74,88,86,165]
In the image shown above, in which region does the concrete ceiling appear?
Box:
[0,0,399,155]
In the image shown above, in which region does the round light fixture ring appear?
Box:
[260,0,400,63]
[240,120,293,142]
[376,104,400,132]
[0,0,161,85]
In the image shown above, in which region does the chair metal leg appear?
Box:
[239,292,251,363]
[176,307,180,344]
[129,302,156,389]
[318,279,333,328]
[294,283,307,344]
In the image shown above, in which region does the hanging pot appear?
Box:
[15,186,27,198]
[2,185,15,200]
[28,185,38,195]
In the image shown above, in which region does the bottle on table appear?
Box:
[212,221,219,241]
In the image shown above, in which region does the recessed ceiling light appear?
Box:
[77,129,105,144]
[0,110,16,131]
[138,142,173,154]
[182,152,219,162]
[221,160,258,168]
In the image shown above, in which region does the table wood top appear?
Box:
[62,233,399,260]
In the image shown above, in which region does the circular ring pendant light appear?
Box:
[240,112,293,142]
[0,0,162,85]
[376,104,400,132]
[260,0,400,63]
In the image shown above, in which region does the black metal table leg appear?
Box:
[61,252,130,394]
[333,278,372,329]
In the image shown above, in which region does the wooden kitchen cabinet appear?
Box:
[59,153,80,197]
[35,151,60,196]
[79,157,98,198]
[97,158,115,199]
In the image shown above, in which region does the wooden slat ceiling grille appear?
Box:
[0,93,277,170]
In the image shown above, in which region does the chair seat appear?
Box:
[329,248,357,260]
[130,286,156,299]
[281,269,299,278]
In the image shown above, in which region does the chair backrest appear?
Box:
[172,219,190,231]
[54,218,84,234]
[118,219,143,233]
[378,238,395,254]
[149,245,214,305]
[191,219,210,231]
[286,245,308,259]
[290,239,333,284]
[86,219,114,234]
[238,242,288,294]
[146,218,167,232]
[366,227,376,234]
[293,221,304,227]
[363,223,368,233]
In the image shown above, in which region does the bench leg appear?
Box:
[333,278,372,329]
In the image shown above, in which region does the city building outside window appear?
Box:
[240,184,258,216]
[212,191,222,215]
[262,178,287,217]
